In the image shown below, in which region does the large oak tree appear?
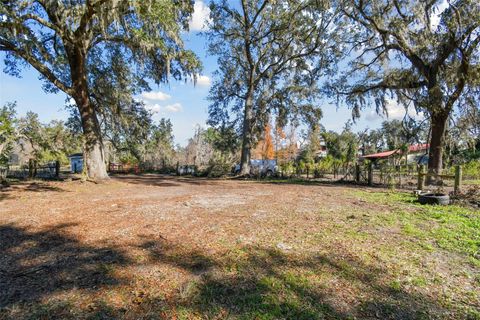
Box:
[206,0,341,175]
[0,0,200,179]
[334,0,480,175]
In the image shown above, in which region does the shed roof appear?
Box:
[362,144,429,159]
[362,150,398,159]
[68,153,83,158]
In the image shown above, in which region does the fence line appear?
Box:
[3,160,62,179]
[278,163,471,193]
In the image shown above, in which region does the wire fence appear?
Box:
[277,162,477,194]
[1,161,64,180]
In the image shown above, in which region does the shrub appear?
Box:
[447,160,480,179]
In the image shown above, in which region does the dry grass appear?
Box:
[0,174,478,319]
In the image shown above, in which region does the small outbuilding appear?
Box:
[68,153,83,173]
[361,144,429,164]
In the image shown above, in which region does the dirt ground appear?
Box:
[0,175,478,319]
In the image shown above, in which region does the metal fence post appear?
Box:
[454,165,462,195]
[417,165,425,191]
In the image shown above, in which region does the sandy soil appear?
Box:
[0,175,477,319]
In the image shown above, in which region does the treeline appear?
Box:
[2,99,479,178]
[0,102,80,166]
[0,102,240,177]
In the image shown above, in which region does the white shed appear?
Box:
[68,153,83,173]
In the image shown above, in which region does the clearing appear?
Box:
[0,175,479,319]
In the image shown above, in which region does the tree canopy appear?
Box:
[332,0,480,173]
[0,102,16,166]
[1,0,201,179]
[206,0,341,174]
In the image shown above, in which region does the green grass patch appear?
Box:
[464,179,480,185]
[351,190,480,263]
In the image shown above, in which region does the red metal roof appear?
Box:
[362,144,429,159]
[408,143,429,152]
[362,150,398,159]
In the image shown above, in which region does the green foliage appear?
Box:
[206,156,234,178]
[17,112,81,165]
[462,160,480,179]
[119,154,139,165]
[206,0,340,169]
[204,126,239,156]
[1,0,201,178]
[333,0,480,173]
[142,118,176,168]
[181,126,238,177]
[322,129,359,167]
[447,160,480,179]
[1,0,201,93]
[315,155,336,173]
[0,102,16,165]
[380,119,428,151]
[280,162,295,176]
[334,0,480,118]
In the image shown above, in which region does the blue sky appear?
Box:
[0,0,415,146]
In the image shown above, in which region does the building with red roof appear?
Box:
[361,144,429,164]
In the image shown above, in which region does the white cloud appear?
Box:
[164,103,183,113]
[365,99,422,121]
[140,91,171,101]
[189,1,211,31]
[145,103,162,113]
[145,102,183,114]
[196,74,211,87]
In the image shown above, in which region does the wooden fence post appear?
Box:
[397,165,401,187]
[28,159,34,179]
[368,162,373,186]
[454,165,462,195]
[55,160,60,178]
[417,165,425,191]
[355,163,360,183]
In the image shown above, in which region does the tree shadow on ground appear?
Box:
[0,226,464,319]
[111,174,225,187]
[0,181,67,202]
[135,239,453,320]
[23,181,66,192]
[112,173,390,192]
[138,235,216,275]
[0,223,130,309]
[258,177,392,189]
[0,191,10,201]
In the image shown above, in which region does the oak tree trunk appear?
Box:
[427,111,448,176]
[69,46,109,180]
[239,91,254,175]
[76,95,109,180]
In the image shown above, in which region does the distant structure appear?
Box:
[68,153,83,173]
[8,138,34,166]
[361,144,429,164]
[315,140,328,159]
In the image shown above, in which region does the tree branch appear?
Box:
[0,39,72,95]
